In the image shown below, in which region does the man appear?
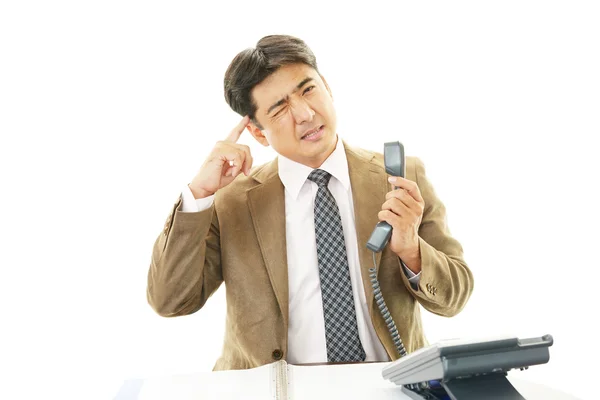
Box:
[147,35,473,371]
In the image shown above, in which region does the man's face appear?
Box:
[247,63,338,169]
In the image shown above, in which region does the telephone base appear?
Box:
[401,372,526,400]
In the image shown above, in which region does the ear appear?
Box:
[320,74,334,101]
[246,122,270,147]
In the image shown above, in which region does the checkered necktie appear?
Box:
[308,169,366,362]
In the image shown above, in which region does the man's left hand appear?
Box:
[377,176,425,273]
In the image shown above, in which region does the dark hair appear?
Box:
[224,35,319,129]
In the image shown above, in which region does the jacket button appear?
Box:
[272,349,283,360]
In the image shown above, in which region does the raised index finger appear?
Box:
[225,115,250,143]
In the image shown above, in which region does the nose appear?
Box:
[290,100,315,125]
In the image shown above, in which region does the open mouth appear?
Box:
[301,125,324,140]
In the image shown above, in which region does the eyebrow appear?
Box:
[266,77,315,116]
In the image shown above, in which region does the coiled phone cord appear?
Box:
[370,251,407,358]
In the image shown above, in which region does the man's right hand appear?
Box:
[188,116,254,199]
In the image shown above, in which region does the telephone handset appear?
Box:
[366,142,406,252]
[366,141,408,359]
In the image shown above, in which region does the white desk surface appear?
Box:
[114,362,581,400]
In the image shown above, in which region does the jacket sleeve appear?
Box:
[146,196,223,317]
[401,157,474,317]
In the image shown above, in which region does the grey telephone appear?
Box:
[365,141,408,359]
[382,334,554,400]
[367,142,406,252]
[365,143,556,400]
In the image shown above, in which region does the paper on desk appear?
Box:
[287,362,412,400]
[136,362,278,400]
[133,361,413,400]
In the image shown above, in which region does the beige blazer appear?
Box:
[147,141,473,370]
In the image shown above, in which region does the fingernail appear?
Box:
[388,177,396,183]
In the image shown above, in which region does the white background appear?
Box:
[1,1,599,399]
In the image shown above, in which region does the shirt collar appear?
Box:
[278,135,351,200]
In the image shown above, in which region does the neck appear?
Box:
[304,135,338,169]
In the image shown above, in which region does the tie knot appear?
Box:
[308,169,332,188]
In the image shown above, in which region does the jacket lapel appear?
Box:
[345,142,388,313]
[246,160,289,332]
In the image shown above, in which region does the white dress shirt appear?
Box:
[179,137,420,364]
